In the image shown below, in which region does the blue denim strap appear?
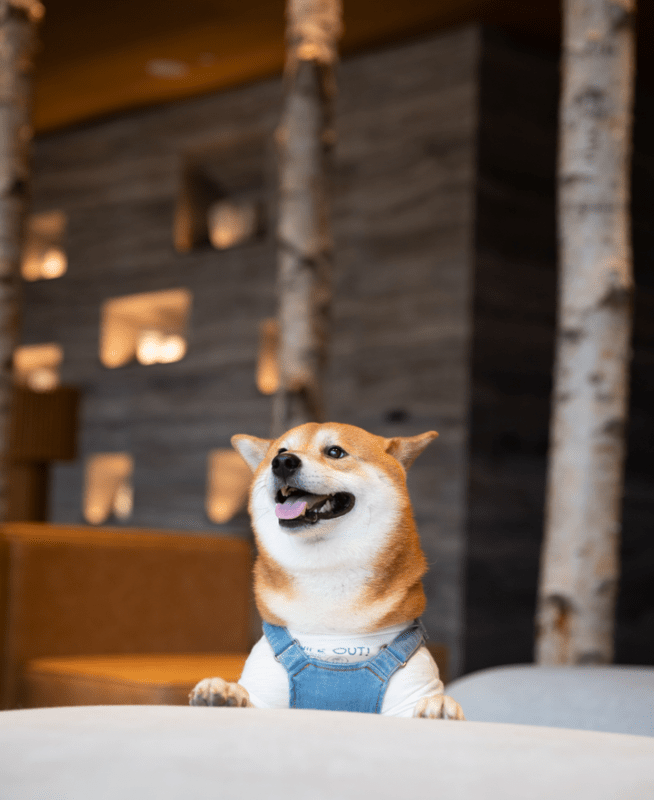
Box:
[367,622,425,680]
[262,621,309,674]
[263,619,426,713]
[263,620,425,677]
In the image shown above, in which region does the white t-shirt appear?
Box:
[239,625,444,718]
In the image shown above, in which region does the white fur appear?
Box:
[192,423,465,721]
[248,426,407,634]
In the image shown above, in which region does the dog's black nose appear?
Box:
[271,452,301,480]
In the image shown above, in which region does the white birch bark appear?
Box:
[0,0,43,520]
[536,0,636,664]
[271,0,342,437]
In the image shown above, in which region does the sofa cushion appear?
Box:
[446,664,654,736]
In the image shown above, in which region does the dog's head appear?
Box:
[232,423,437,546]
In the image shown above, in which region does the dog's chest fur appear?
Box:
[235,422,433,636]
[252,490,403,632]
[257,560,405,634]
[190,424,466,722]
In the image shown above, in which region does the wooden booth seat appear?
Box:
[24,654,248,707]
[0,523,252,709]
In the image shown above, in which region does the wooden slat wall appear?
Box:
[464,30,559,673]
[6,463,49,522]
[6,387,79,522]
[8,387,79,462]
[23,28,480,676]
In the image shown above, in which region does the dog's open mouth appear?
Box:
[274,487,355,528]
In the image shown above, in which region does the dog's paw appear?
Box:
[413,693,465,720]
[189,677,252,707]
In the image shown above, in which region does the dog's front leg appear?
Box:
[189,677,253,707]
[413,693,465,720]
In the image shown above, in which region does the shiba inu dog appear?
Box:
[190,422,464,719]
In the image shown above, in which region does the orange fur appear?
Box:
[235,422,438,634]
[191,422,467,721]
[253,547,295,624]
[359,515,428,630]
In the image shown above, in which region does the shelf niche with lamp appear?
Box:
[84,453,134,525]
[21,211,67,281]
[7,345,79,521]
[99,288,192,369]
[256,318,279,396]
[14,343,63,393]
[205,449,252,525]
[174,136,267,254]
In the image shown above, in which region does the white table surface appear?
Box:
[1,705,653,800]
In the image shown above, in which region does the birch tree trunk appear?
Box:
[0,0,43,520]
[535,0,636,665]
[271,0,342,437]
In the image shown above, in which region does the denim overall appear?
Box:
[263,621,425,713]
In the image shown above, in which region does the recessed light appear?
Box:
[145,59,189,79]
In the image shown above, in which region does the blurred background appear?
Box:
[5,0,653,687]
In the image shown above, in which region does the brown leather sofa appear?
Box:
[0,523,252,709]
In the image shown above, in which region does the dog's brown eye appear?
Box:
[325,446,347,459]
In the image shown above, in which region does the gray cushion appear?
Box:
[1,705,654,799]
[447,664,654,736]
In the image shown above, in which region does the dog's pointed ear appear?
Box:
[384,431,439,471]
[231,434,273,473]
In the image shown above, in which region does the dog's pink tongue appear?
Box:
[275,498,308,520]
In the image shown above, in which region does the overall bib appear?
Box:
[263,621,425,714]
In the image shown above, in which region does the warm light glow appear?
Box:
[26,366,59,392]
[100,288,192,368]
[207,200,258,250]
[40,247,67,279]
[103,327,135,369]
[14,343,63,392]
[84,453,134,525]
[113,480,134,520]
[85,503,107,527]
[136,329,163,365]
[145,59,190,79]
[21,211,67,281]
[256,318,280,395]
[206,450,252,524]
[136,330,187,365]
[159,334,187,363]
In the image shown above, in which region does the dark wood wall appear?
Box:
[23,25,654,677]
[464,30,559,672]
[618,81,654,666]
[464,29,654,674]
[26,27,480,676]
